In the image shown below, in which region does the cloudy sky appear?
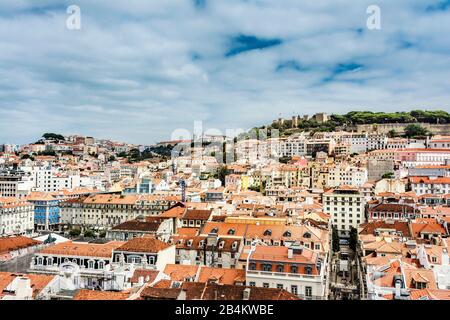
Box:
[0,0,449,145]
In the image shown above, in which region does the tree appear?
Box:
[382,172,394,179]
[108,155,116,162]
[279,156,292,164]
[99,231,107,238]
[214,165,229,186]
[332,225,340,253]
[69,229,81,237]
[42,133,65,141]
[349,227,358,251]
[83,229,95,238]
[20,154,35,161]
[37,150,57,156]
[404,124,429,138]
[387,129,398,138]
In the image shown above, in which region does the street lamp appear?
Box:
[245,238,266,273]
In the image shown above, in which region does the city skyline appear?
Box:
[1,1,450,145]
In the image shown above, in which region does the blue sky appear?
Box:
[0,0,449,145]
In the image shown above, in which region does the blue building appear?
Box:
[27,193,60,232]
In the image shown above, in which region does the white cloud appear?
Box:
[0,0,449,144]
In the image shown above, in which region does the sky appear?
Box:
[0,0,449,145]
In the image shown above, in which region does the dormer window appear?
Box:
[262,263,272,272]
[211,228,218,234]
[264,229,272,236]
[218,241,225,249]
[303,232,311,238]
[228,228,235,235]
[283,231,291,237]
[291,265,298,274]
[232,241,238,250]
[199,240,205,247]
[187,239,193,247]
[305,266,312,275]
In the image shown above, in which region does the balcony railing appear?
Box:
[246,270,322,281]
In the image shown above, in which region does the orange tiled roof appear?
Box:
[0,236,41,254]
[197,267,245,285]
[114,237,171,254]
[163,264,199,281]
[38,241,124,258]
[0,272,55,299]
[73,289,129,300]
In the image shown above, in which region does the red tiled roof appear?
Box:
[115,237,171,253]
[0,236,41,254]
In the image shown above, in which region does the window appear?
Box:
[305,266,312,275]
[277,284,283,290]
[291,265,298,273]
[291,285,298,295]
[276,265,284,272]
[305,286,312,297]
[127,256,142,264]
[249,263,257,270]
[88,260,95,269]
[263,283,269,288]
[249,282,256,287]
[262,264,272,272]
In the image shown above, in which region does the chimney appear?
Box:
[394,276,403,300]
[288,247,293,259]
[442,248,449,266]
[15,277,33,300]
[243,288,251,300]
[177,289,187,300]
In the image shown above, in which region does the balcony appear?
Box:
[296,294,324,300]
[246,270,323,282]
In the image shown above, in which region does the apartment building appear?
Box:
[26,193,60,232]
[60,194,179,229]
[0,169,33,198]
[242,244,326,299]
[30,241,131,291]
[410,177,450,195]
[323,186,366,237]
[0,198,35,236]
[111,237,175,271]
[327,164,368,188]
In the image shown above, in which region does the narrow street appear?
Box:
[328,244,359,300]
